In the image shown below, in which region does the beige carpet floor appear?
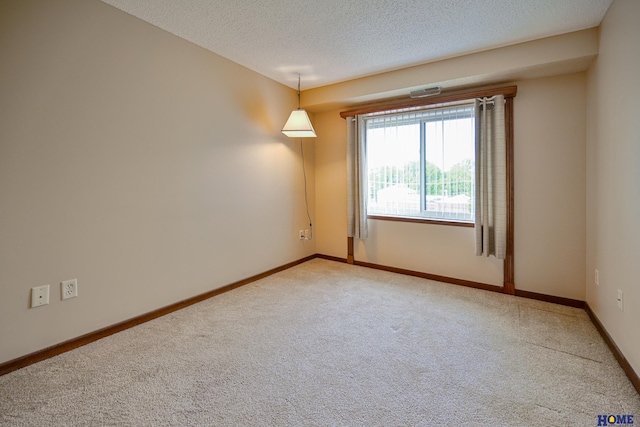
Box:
[1,259,638,426]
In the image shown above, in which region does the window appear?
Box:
[365,103,475,222]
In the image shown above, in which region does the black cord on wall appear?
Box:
[300,138,312,240]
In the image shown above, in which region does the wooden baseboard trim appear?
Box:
[5,252,630,395]
[350,260,588,310]
[514,289,585,308]
[0,254,316,377]
[315,254,348,263]
[503,282,515,296]
[585,303,640,395]
[352,260,504,293]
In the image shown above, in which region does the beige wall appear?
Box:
[355,221,503,286]
[586,0,640,375]
[0,0,314,364]
[304,29,598,112]
[315,73,587,298]
[514,74,586,299]
[313,107,498,286]
[315,111,348,258]
[4,0,635,379]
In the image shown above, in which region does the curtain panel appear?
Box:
[346,116,368,239]
[474,95,507,259]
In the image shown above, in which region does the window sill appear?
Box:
[368,215,474,228]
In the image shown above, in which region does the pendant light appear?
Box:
[281,75,316,138]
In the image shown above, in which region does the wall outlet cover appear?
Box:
[31,285,50,308]
[61,279,78,300]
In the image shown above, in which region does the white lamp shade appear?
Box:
[282,109,317,138]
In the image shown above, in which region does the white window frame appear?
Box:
[364,102,476,225]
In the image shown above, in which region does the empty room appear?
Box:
[1,0,639,425]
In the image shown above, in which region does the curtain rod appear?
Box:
[340,85,517,118]
[477,95,507,105]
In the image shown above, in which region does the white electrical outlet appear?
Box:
[299,229,305,240]
[31,285,50,308]
[61,279,78,300]
[595,269,599,286]
[617,289,623,311]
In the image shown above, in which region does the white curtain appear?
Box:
[347,115,368,239]
[475,95,507,259]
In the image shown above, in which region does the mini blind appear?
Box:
[365,103,476,221]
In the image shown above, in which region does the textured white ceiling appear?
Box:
[99,0,612,89]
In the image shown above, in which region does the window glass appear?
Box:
[366,104,475,222]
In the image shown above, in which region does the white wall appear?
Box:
[586,0,640,375]
[0,0,315,364]
[315,73,587,298]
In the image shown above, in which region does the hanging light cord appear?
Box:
[296,74,311,239]
[300,138,313,240]
[296,74,301,109]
